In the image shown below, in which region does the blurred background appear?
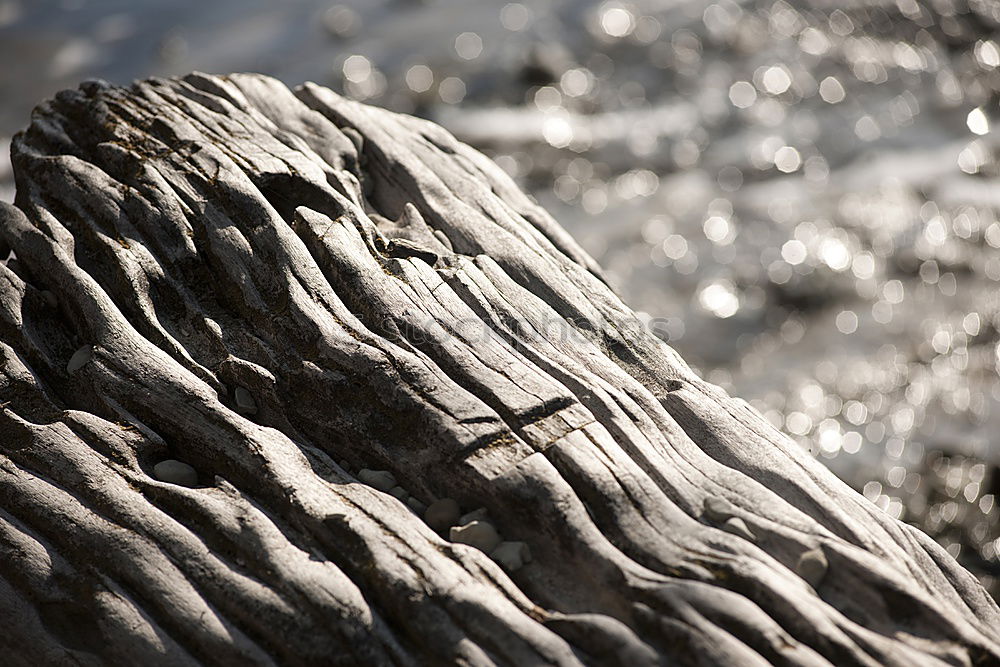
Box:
[1,0,999,598]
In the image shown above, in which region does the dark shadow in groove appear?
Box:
[255,172,348,228]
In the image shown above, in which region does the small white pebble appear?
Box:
[490,541,531,571]
[425,498,461,530]
[234,386,257,414]
[450,520,501,553]
[153,459,198,487]
[797,547,828,588]
[67,345,94,374]
[358,468,397,492]
[722,516,756,542]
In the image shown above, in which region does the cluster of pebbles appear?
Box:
[358,469,532,572]
[147,456,822,585]
[149,457,532,571]
[130,364,531,570]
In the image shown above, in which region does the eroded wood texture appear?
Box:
[0,73,997,666]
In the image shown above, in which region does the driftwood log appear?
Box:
[0,73,997,666]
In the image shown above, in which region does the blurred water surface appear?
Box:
[2,0,999,597]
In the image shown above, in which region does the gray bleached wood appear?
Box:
[0,72,997,666]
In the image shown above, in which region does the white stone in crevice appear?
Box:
[450,520,501,553]
[153,459,198,487]
[67,345,94,374]
[358,469,396,492]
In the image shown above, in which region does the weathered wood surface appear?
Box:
[0,73,997,666]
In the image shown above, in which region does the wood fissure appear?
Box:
[0,73,997,666]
